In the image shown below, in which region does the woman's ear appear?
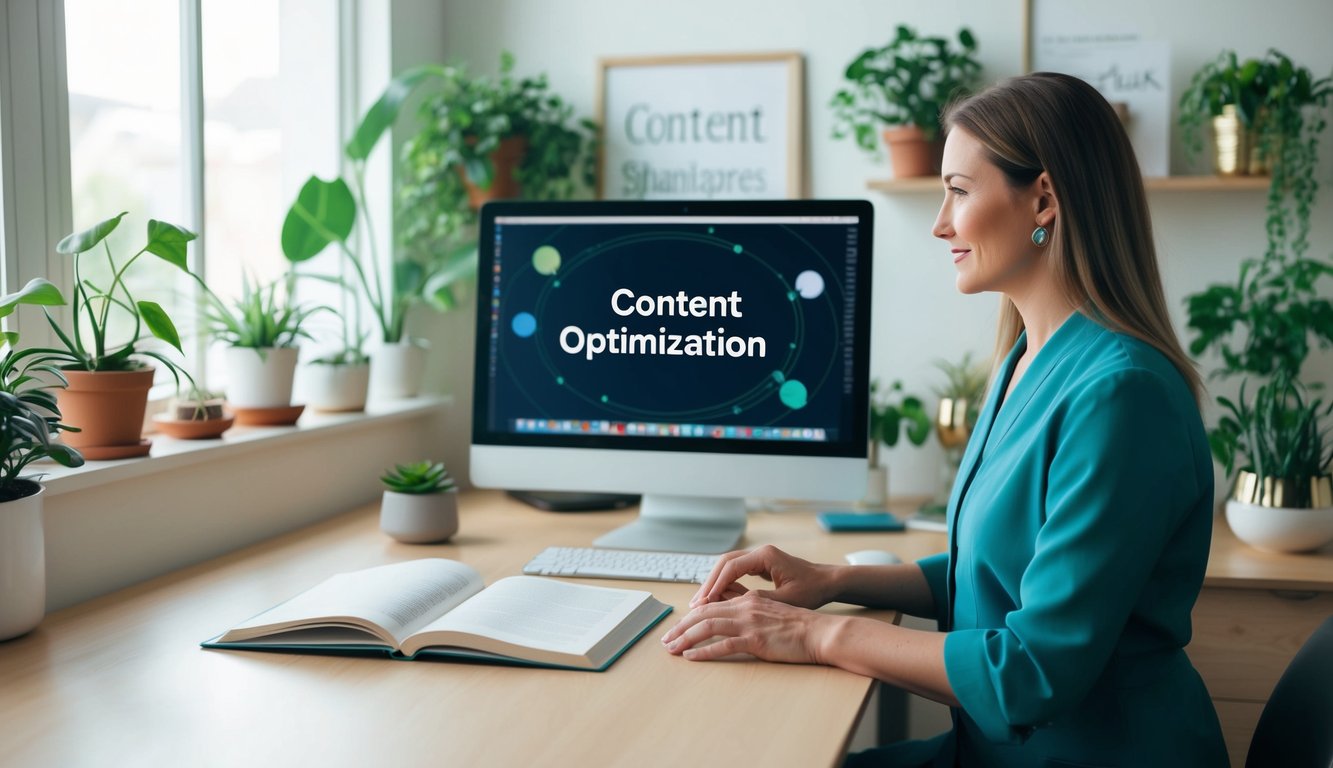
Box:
[1033,171,1058,228]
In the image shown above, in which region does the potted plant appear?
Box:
[1214,374,1333,552]
[830,25,981,177]
[862,379,931,509]
[1179,49,1332,177]
[1185,47,1333,552]
[199,274,322,423]
[920,352,990,518]
[36,214,201,459]
[0,280,85,640]
[378,460,459,544]
[284,52,594,404]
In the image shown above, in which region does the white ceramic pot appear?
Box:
[370,341,427,400]
[380,490,459,544]
[0,484,45,641]
[224,346,299,408]
[1225,499,1333,553]
[307,361,370,413]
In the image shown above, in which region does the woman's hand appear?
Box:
[661,591,840,664]
[689,544,837,610]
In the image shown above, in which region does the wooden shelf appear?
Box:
[866,175,1272,194]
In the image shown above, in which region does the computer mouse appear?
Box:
[844,549,902,566]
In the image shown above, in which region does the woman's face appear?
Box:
[932,128,1051,297]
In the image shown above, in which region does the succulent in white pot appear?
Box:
[379,461,459,544]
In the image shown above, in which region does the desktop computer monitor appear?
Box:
[470,199,873,554]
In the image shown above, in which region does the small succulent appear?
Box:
[381,461,456,494]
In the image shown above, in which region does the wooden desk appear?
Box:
[0,491,946,768]
[1188,518,1333,767]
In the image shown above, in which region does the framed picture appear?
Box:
[1022,0,1170,177]
[596,52,804,200]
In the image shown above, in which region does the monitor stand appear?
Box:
[593,494,746,554]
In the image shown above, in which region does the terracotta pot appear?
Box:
[882,126,943,178]
[460,135,528,209]
[58,369,155,449]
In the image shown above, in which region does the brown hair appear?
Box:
[942,72,1202,404]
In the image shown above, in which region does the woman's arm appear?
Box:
[661,592,960,707]
[825,562,939,619]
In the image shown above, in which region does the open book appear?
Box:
[202,559,671,671]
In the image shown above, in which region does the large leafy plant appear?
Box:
[868,379,930,469]
[39,214,198,391]
[0,279,85,501]
[398,50,597,271]
[282,52,594,353]
[1184,48,1333,495]
[830,25,981,151]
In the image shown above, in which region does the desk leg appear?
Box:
[876,682,908,744]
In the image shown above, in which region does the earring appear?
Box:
[1031,226,1049,247]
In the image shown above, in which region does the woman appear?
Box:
[660,72,1228,767]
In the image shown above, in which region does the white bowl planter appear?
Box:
[0,484,46,641]
[1225,500,1333,553]
[370,341,427,400]
[380,490,459,544]
[307,360,370,413]
[225,346,299,408]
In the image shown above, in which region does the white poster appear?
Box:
[598,53,804,200]
[1030,2,1170,178]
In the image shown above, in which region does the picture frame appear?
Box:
[595,52,804,200]
[1021,0,1170,177]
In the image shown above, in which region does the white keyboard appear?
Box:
[522,546,720,584]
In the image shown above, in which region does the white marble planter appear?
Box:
[370,341,427,400]
[224,346,299,408]
[380,490,459,544]
[1225,499,1333,553]
[307,361,370,413]
[0,484,45,641]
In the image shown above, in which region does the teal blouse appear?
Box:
[918,311,1228,767]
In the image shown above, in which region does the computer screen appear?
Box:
[471,199,873,553]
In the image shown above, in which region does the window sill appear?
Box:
[39,395,451,611]
[40,396,450,496]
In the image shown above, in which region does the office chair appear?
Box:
[1245,615,1333,768]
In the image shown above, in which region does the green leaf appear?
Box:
[144,220,198,271]
[281,176,356,262]
[346,66,444,161]
[0,331,17,348]
[45,443,85,468]
[57,212,127,254]
[137,300,183,352]
[0,278,65,320]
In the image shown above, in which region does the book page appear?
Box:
[412,576,650,656]
[222,559,484,646]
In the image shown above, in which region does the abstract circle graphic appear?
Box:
[795,270,825,299]
[779,380,808,410]
[533,245,561,275]
[511,312,537,338]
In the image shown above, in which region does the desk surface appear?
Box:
[0,491,948,768]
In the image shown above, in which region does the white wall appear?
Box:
[410,0,1333,497]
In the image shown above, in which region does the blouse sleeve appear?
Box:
[916,552,950,623]
[942,368,1207,743]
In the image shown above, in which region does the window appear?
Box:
[60,0,341,393]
